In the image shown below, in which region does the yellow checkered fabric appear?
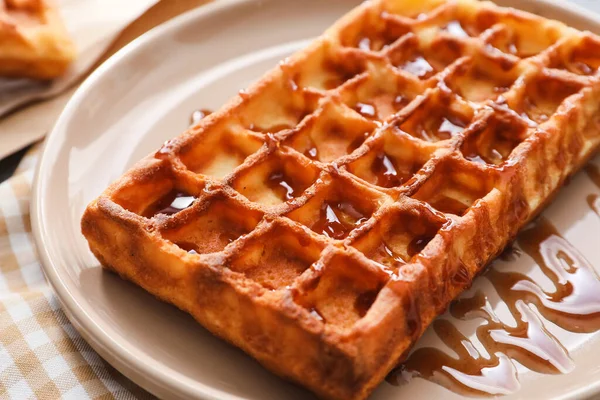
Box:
[0,145,153,399]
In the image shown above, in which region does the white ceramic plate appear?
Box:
[32,0,600,399]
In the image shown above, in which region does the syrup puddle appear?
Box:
[585,163,600,216]
[372,153,401,187]
[266,170,296,201]
[400,56,434,78]
[313,201,369,239]
[388,216,600,396]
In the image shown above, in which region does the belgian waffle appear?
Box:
[81,0,600,399]
[0,0,75,79]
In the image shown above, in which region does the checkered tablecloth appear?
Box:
[0,145,153,399]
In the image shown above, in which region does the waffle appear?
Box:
[81,0,600,399]
[0,0,75,79]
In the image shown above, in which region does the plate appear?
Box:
[31,0,600,399]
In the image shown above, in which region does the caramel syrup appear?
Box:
[521,97,549,124]
[569,61,594,76]
[218,231,239,245]
[347,131,370,154]
[354,102,377,119]
[304,146,319,160]
[507,42,518,55]
[443,20,470,38]
[371,152,402,187]
[313,201,369,239]
[355,289,380,317]
[248,123,294,134]
[176,241,199,254]
[411,115,467,142]
[371,235,433,272]
[407,236,432,258]
[300,136,320,161]
[322,59,361,90]
[585,163,600,216]
[463,145,504,165]
[463,69,513,103]
[464,151,499,165]
[398,55,435,79]
[357,37,372,51]
[372,241,406,271]
[145,191,196,217]
[389,217,600,395]
[394,95,409,110]
[438,117,467,139]
[486,37,518,57]
[309,308,325,322]
[266,170,297,201]
[429,195,470,216]
[190,108,212,126]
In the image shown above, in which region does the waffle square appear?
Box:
[81,0,600,399]
[0,0,75,79]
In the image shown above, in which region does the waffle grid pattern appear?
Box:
[82,1,600,399]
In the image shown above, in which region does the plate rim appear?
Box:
[31,0,600,399]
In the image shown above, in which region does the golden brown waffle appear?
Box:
[0,0,75,79]
[81,0,600,398]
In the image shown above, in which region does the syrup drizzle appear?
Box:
[394,95,408,110]
[407,236,431,258]
[585,163,600,216]
[463,147,504,165]
[248,123,294,134]
[347,131,370,154]
[176,241,200,255]
[267,170,296,201]
[371,153,401,187]
[411,115,467,142]
[309,308,325,321]
[313,201,369,239]
[373,242,406,271]
[305,146,319,160]
[438,117,467,138]
[190,108,212,126]
[443,20,470,38]
[430,195,470,216]
[570,61,594,76]
[521,97,549,124]
[355,289,380,317]
[145,191,196,217]
[399,55,435,78]
[358,37,372,51]
[354,102,376,119]
[389,217,600,395]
